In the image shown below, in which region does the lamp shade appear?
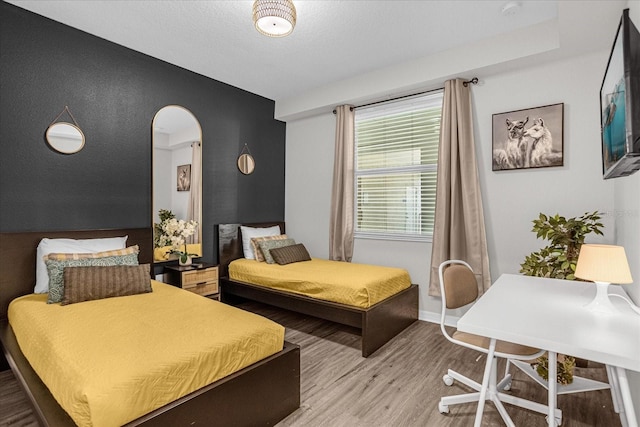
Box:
[575,244,633,284]
[253,0,296,37]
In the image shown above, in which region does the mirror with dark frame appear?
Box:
[152,105,203,264]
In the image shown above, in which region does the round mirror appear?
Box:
[238,153,255,175]
[46,122,85,154]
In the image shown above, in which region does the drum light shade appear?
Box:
[575,244,633,284]
[253,0,297,37]
[575,244,633,314]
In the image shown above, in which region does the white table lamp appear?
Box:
[574,244,633,314]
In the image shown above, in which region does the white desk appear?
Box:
[457,274,640,427]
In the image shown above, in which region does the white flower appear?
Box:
[157,218,198,249]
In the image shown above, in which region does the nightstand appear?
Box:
[164,263,219,298]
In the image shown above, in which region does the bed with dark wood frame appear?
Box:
[216,222,419,358]
[0,227,300,427]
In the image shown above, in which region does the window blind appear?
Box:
[354,91,443,240]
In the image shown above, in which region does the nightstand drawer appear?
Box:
[182,268,217,287]
[184,280,219,296]
[163,264,219,297]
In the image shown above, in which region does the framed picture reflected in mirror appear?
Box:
[177,164,191,191]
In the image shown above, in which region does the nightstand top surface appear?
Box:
[164,262,217,272]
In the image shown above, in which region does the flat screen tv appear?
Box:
[600,8,640,179]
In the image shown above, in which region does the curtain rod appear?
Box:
[332,77,478,114]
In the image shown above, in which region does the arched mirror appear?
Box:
[46,122,85,154]
[152,105,203,263]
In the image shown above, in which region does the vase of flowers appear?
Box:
[154,209,199,261]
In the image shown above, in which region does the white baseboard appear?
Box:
[419,310,459,327]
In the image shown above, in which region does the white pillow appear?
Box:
[35,236,128,293]
[240,226,281,260]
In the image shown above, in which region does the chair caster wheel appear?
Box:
[498,373,512,391]
[442,374,454,386]
[438,401,449,414]
[544,416,561,426]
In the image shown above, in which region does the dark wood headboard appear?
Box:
[216,222,285,278]
[0,228,152,318]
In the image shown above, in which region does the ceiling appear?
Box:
[7,0,562,101]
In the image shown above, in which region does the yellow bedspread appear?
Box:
[8,281,284,427]
[229,258,411,308]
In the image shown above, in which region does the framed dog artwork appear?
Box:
[492,103,564,171]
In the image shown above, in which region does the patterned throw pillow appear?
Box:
[61,264,152,305]
[269,244,311,265]
[35,236,128,294]
[46,252,139,304]
[251,235,288,262]
[257,238,296,264]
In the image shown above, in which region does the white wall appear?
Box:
[285,1,639,414]
[616,140,640,427]
[286,51,616,319]
[153,145,193,222]
[170,145,193,220]
[616,0,640,413]
[620,0,640,312]
[153,134,172,224]
[285,114,334,256]
[474,53,615,279]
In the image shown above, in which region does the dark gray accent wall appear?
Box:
[0,2,286,264]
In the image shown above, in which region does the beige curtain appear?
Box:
[429,79,491,296]
[329,105,355,262]
[187,141,201,244]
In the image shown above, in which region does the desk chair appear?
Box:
[438,260,561,426]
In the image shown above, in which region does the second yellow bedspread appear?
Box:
[229,258,411,308]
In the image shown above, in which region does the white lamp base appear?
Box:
[584,281,618,314]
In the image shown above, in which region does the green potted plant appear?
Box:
[520,211,604,280]
[520,211,604,384]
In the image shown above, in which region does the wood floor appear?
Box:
[0,301,622,427]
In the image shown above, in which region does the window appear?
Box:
[354,91,443,241]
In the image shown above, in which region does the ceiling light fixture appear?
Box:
[501,1,522,17]
[253,0,297,37]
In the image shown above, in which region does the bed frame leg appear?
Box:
[362,285,419,357]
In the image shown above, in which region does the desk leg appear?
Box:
[474,339,496,427]
[548,352,558,427]
[606,364,629,427]
[606,365,622,416]
[616,367,638,427]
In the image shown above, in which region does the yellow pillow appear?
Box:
[45,245,139,261]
